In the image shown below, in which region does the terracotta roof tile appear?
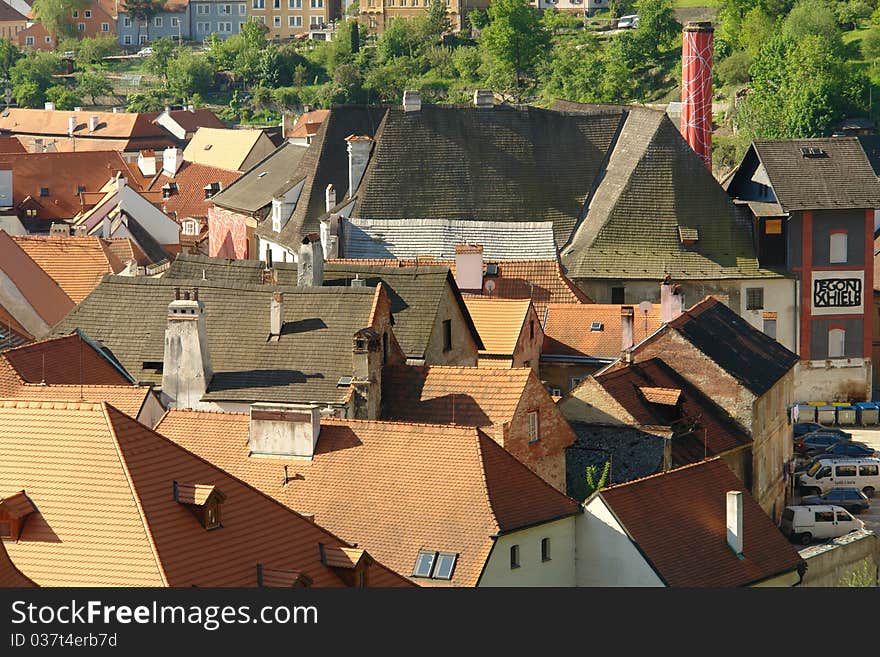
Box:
[321,546,365,569]
[289,110,330,139]
[0,541,36,587]
[463,298,531,356]
[543,303,662,360]
[0,109,160,140]
[10,235,125,303]
[3,332,133,386]
[599,459,805,586]
[183,128,270,171]
[639,386,681,405]
[0,490,37,518]
[156,412,581,586]
[105,237,150,267]
[146,161,241,220]
[382,365,532,427]
[0,400,411,587]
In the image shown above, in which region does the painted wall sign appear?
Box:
[811,270,864,316]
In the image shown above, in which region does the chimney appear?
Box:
[345,135,373,198]
[325,183,336,213]
[112,107,121,113]
[44,101,55,111]
[162,288,213,409]
[49,222,70,237]
[621,305,634,357]
[187,104,195,113]
[89,115,99,132]
[320,213,340,260]
[297,237,324,287]
[681,21,714,169]
[473,89,494,109]
[402,89,421,112]
[351,328,381,420]
[660,276,684,323]
[102,215,111,239]
[248,403,322,459]
[454,244,484,292]
[137,150,157,177]
[116,176,127,193]
[270,290,283,337]
[162,147,184,177]
[68,116,77,137]
[73,224,87,237]
[726,490,744,557]
[74,107,82,112]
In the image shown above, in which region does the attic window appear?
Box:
[590,322,604,332]
[337,376,353,388]
[485,263,499,277]
[173,481,226,530]
[203,182,221,199]
[678,226,699,245]
[412,550,457,580]
[39,187,49,197]
[162,182,178,198]
[800,147,827,158]
[0,490,37,541]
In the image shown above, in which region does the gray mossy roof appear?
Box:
[51,275,377,404]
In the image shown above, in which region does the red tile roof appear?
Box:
[3,332,132,386]
[0,400,412,587]
[105,237,150,266]
[149,108,225,135]
[462,298,531,356]
[289,110,330,139]
[599,458,805,586]
[543,303,662,360]
[146,161,241,220]
[0,540,35,587]
[595,358,752,464]
[0,135,26,153]
[155,412,582,586]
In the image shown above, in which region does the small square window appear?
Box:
[39,187,49,197]
[541,537,551,562]
[412,550,436,578]
[510,545,520,569]
[746,287,763,310]
[829,232,847,264]
[84,9,92,17]
[765,219,782,235]
[570,376,583,390]
[611,286,625,304]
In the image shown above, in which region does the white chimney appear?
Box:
[270,290,283,337]
[102,215,111,239]
[454,244,484,292]
[473,89,494,109]
[112,107,121,113]
[403,89,421,112]
[88,115,99,132]
[44,101,55,111]
[162,147,184,177]
[345,135,373,199]
[187,104,195,113]
[297,237,324,287]
[49,222,70,237]
[660,277,684,323]
[726,491,743,557]
[116,176,127,193]
[73,224,87,237]
[138,151,157,177]
[162,287,213,409]
[68,116,77,137]
[74,107,82,112]
[0,170,12,208]
[325,183,336,213]
[248,403,322,459]
[621,305,634,355]
[320,213,340,260]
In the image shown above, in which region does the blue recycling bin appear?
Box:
[855,402,880,426]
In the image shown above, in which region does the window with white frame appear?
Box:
[78,22,85,31]
[154,16,163,26]
[274,0,280,7]
[289,0,302,7]
[101,22,109,31]
[527,411,540,442]
[197,4,209,13]
[182,220,199,236]
[25,35,34,45]
[45,36,52,43]
[72,9,79,17]
[197,21,210,31]
[259,15,265,22]
[273,15,280,26]
[237,21,244,30]
[310,0,323,7]
[222,3,232,12]
[218,21,232,32]
[123,16,132,26]
[123,34,132,44]
[139,34,148,43]
[828,328,846,359]
[84,9,92,17]
[171,16,179,25]
[289,14,302,25]
[239,3,246,14]
[829,231,847,264]
[310,14,321,24]
[253,0,265,8]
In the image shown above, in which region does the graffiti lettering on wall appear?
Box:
[814,278,862,308]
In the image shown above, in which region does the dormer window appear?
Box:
[256,564,312,587]
[0,490,37,541]
[319,545,371,587]
[162,182,178,198]
[173,481,226,530]
[203,182,221,199]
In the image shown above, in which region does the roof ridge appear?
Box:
[0,398,104,410]
[601,456,723,492]
[100,402,170,586]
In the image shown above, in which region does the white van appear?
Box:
[780,505,864,545]
[797,457,880,498]
[617,14,639,29]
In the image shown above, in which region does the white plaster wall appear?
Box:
[138,391,166,428]
[121,186,180,246]
[257,237,298,266]
[477,517,577,587]
[578,497,664,587]
[795,359,872,403]
[0,268,50,338]
[736,278,797,353]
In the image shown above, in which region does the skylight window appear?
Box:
[412,550,457,580]
[590,321,604,331]
[258,171,268,178]
[203,144,213,150]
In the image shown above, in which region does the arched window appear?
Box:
[828,328,846,359]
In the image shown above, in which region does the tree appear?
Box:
[467,8,489,29]
[424,0,451,41]
[345,0,359,16]
[540,33,605,103]
[715,49,751,87]
[631,0,679,64]
[480,0,550,92]
[75,36,119,68]
[166,48,215,100]
[862,27,880,62]
[782,0,840,43]
[46,84,81,110]
[125,0,167,43]
[145,37,176,82]
[739,7,776,59]
[838,558,878,587]
[608,0,635,18]
[0,39,21,83]
[10,51,61,107]
[77,69,113,104]
[31,0,89,42]
[584,461,611,498]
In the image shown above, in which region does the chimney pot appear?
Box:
[473,89,494,109]
[621,305,635,357]
[270,290,284,336]
[325,183,336,213]
[162,288,213,409]
[297,237,324,287]
[44,101,55,111]
[89,115,99,132]
[345,135,374,199]
[402,89,421,112]
[248,403,322,459]
[660,278,685,323]
[726,490,744,557]
[68,116,77,137]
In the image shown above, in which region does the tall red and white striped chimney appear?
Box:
[681,21,714,169]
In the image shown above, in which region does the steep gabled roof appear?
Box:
[183,128,271,172]
[462,298,531,356]
[147,161,241,220]
[542,303,662,361]
[51,275,381,404]
[155,412,582,586]
[2,331,134,385]
[0,400,410,587]
[599,458,805,587]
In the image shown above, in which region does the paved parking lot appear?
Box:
[793,426,880,536]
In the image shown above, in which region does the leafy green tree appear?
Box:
[0,39,22,82]
[145,37,176,82]
[75,36,119,67]
[10,51,60,106]
[584,461,611,498]
[125,0,167,43]
[467,8,489,29]
[862,27,880,62]
[716,49,752,86]
[166,48,215,100]
[345,0,359,16]
[31,0,89,42]
[631,0,679,64]
[378,18,419,61]
[76,69,113,104]
[451,46,481,80]
[541,8,582,31]
[480,0,550,91]
[46,84,81,110]
[739,7,776,59]
[782,0,840,43]
[838,558,878,586]
[424,0,451,40]
[599,31,640,101]
[837,0,873,26]
[608,0,635,18]
[13,80,41,108]
[540,33,604,103]
[125,89,169,112]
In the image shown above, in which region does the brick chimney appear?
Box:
[351,328,381,420]
[660,277,684,323]
[454,244,483,292]
[726,490,743,557]
[345,135,373,199]
[621,305,635,358]
[162,287,213,409]
[248,403,321,459]
[297,237,324,287]
[681,21,714,169]
[269,290,283,338]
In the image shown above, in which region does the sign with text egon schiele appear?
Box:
[811,270,864,316]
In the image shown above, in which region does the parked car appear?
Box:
[794,422,851,438]
[797,457,880,497]
[815,441,878,459]
[780,505,864,545]
[801,488,870,514]
[617,14,639,29]
[795,432,850,454]
[136,47,154,58]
